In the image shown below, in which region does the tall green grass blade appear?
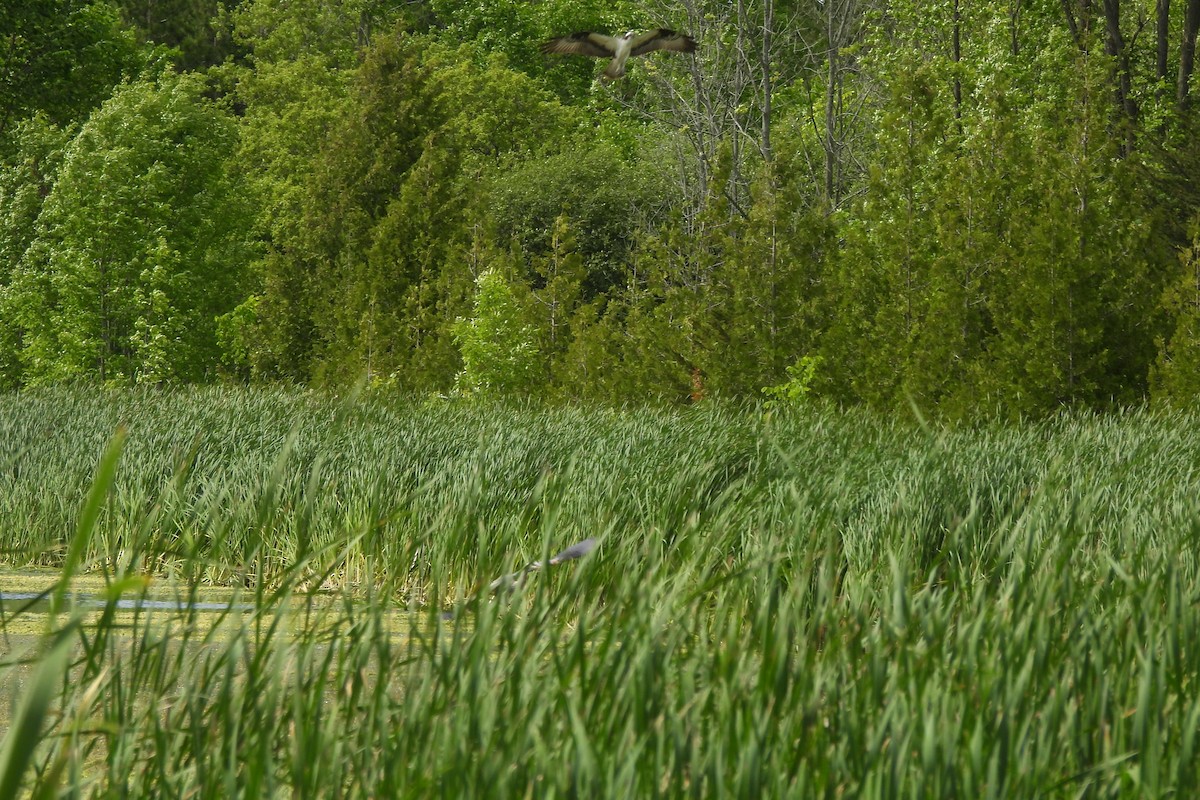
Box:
[0,623,76,800]
[51,426,126,617]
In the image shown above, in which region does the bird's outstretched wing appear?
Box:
[547,537,598,566]
[540,32,619,58]
[629,29,697,57]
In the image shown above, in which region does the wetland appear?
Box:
[2,387,1200,797]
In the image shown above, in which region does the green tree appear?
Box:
[707,173,834,398]
[530,214,586,368]
[822,0,1166,415]
[1152,216,1200,403]
[425,0,644,97]
[0,116,73,388]
[222,0,412,380]
[486,137,668,299]
[250,29,579,390]
[974,33,1163,413]
[452,268,541,395]
[0,0,154,146]
[115,0,237,70]
[822,1,971,409]
[225,57,353,379]
[10,71,253,384]
[230,0,380,66]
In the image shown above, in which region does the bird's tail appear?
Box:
[602,61,625,81]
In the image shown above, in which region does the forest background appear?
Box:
[2,0,1200,417]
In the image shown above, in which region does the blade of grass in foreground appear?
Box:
[0,622,76,800]
[50,426,127,618]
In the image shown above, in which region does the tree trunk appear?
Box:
[824,45,841,206]
[1102,0,1137,155]
[1061,0,1081,43]
[953,0,963,123]
[1011,0,1022,55]
[761,0,774,165]
[1157,0,1171,82]
[1181,0,1200,107]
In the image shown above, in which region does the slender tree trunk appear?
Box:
[825,44,838,204]
[1181,0,1200,106]
[1061,0,1081,43]
[98,260,109,383]
[1072,83,1091,399]
[358,9,372,50]
[761,0,774,165]
[1157,0,1171,82]
[953,0,963,124]
[1011,0,1022,55]
[1101,0,1137,155]
[803,0,864,209]
[823,0,849,207]
[1063,0,1096,46]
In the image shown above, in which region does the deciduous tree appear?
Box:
[10,72,253,384]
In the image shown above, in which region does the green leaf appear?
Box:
[0,623,77,799]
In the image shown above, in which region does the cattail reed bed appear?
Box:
[1,386,1199,796]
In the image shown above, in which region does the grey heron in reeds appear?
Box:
[442,537,598,620]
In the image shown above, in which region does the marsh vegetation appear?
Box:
[2,387,1200,796]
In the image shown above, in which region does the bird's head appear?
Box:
[622,30,637,39]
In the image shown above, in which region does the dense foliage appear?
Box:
[2,0,1200,414]
[3,389,1200,795]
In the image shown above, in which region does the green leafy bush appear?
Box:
[762,354,823,408]
[452,269,541,395]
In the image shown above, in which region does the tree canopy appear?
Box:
[1,0,1199,415]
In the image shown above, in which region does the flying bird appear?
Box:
[540,29,697,81]
[486,537,599,593]
[440,537,600,620]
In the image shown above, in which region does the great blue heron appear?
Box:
[442,537,598,619]
[487,537,598,592]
